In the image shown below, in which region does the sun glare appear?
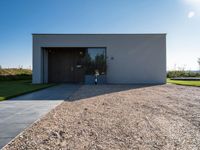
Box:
[185,0,200,3]
[184,0,200,16]
[185,0,200,5]
[188,11,195,18]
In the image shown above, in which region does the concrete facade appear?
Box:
[33,34,166,84]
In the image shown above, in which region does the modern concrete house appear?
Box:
[32,34,166,84]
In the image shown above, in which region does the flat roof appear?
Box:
[32,33,167,35]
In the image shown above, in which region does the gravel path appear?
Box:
[3,84,200,150]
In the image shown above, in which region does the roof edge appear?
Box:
[32,33,167,35]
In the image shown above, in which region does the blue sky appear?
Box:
[0,0,199,70]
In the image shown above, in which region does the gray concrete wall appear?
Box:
[32,34,166,84]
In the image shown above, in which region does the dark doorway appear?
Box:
[48,48,86,83]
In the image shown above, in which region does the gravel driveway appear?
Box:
[3,84,200,150]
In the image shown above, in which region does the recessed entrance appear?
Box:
[44,47,106,84]
[47,48,85,83]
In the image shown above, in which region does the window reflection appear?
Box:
[84,48,106,75]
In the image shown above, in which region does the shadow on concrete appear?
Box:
[7,84,81,101]
[3,84,161,101]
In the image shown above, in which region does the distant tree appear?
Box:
[198,58,200,72]
[18,65,23,70]
[0,65,2,69]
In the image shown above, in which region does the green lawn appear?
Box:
[0,80,55,101]
[167,79,200,87]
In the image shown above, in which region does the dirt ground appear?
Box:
[3,84,200,150]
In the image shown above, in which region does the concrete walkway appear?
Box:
[0,84,80,148]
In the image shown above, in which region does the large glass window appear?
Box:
[84,48,106,75]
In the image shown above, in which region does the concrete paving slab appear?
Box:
[0,123,29,138]
[0,138,13,149]
[10,84,80,100]
[0,84,80,149]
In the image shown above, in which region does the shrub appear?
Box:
[0,74,32,81]
[0,68,32,81]
[167,71,200,78]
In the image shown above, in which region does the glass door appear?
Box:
[84,48,106,84]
